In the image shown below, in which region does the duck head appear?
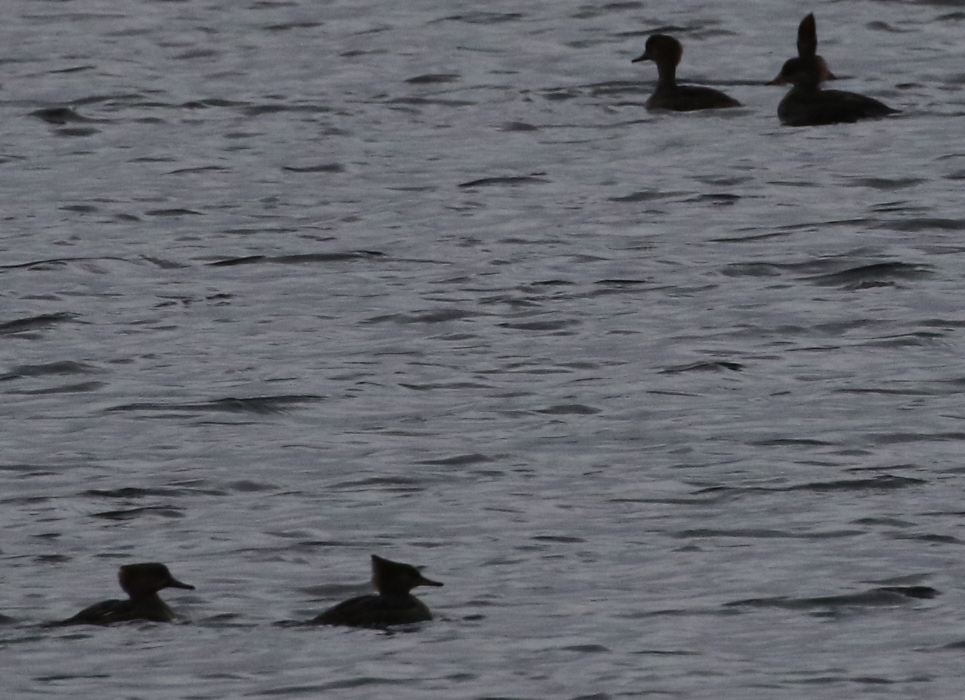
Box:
[371,555,443,595]
[632,34,683,68]
[118,563,194,599]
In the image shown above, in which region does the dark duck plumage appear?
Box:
[59,563,194,625]
[795,13,836,84]
[632,34,741,112]
[311,555,443,628]
[769,56,898,126]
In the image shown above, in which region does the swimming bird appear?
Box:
[769,56,898,126]
[311,555,443,627]
[60,562,194,625]
[632,34,741,112]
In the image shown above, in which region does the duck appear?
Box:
[311,554,443,627]
[632,34,741,112]
[769,56,898,126]
[59,562,194,625]
[795,13,836,84]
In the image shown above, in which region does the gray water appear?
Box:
[2,0,965,697]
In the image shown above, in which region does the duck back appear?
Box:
[60,596,175,625]
[311,593,432,627]
[647,84,741,112]
[778,86,898,126]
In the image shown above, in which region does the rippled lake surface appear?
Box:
[3,0,965,697]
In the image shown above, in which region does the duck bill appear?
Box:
[767,74,789,86]
[631,51,651,63]
[168,577,195,590]
[416,574,444,588]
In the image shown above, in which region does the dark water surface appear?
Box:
[2,0,965,697]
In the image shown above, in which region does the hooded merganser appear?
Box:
[311,555,443,628]
[60,563,194,625]
[631,34,741,112]
[796,14,836,84]
[769,56,898,126]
